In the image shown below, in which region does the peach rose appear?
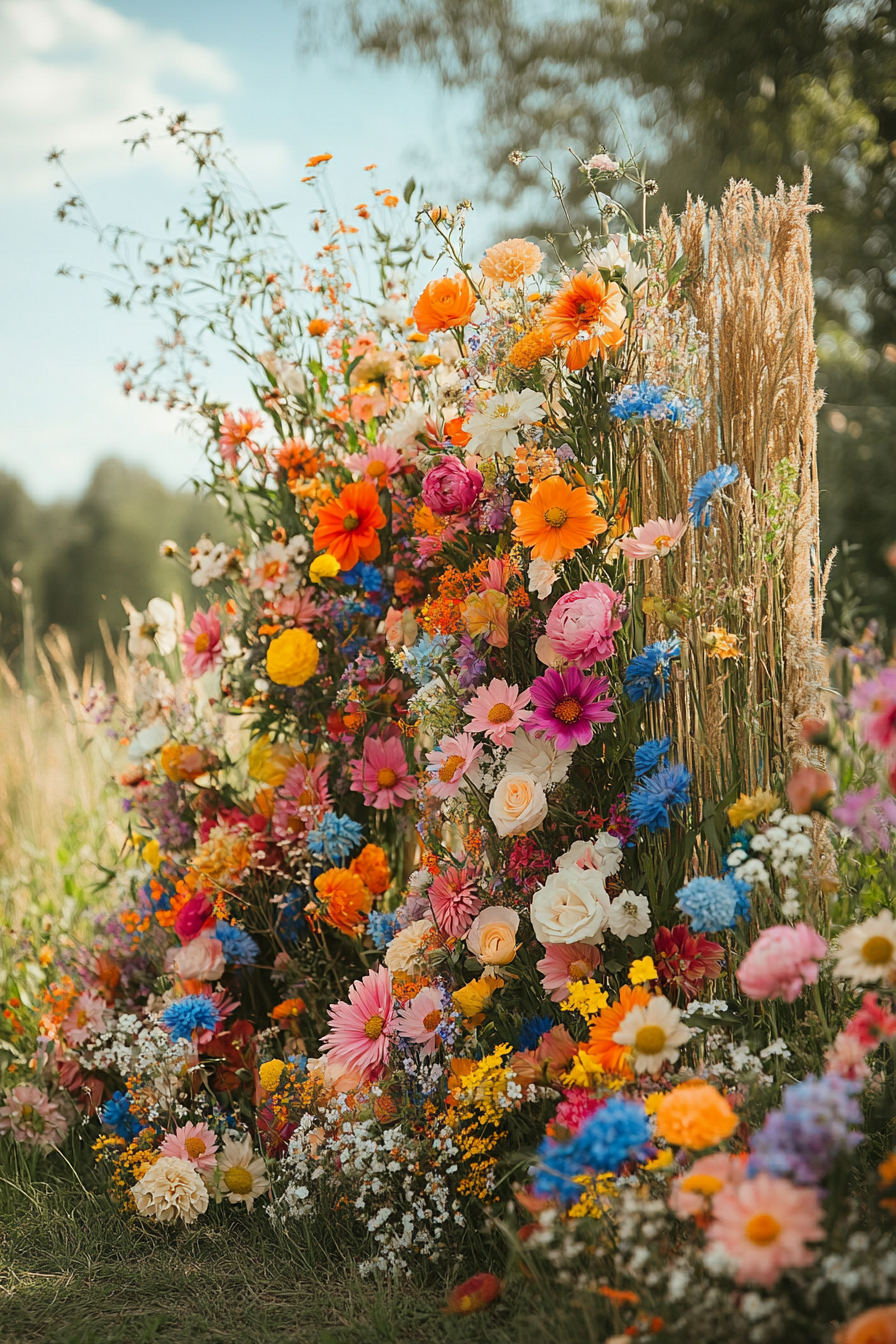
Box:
[172,935,225,982]
[466,907,520,967]
[488,771,548,838]
[412,274,477,334]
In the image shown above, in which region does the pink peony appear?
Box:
[348,731,416,810]
[429,864,483,937]
[321,964,396,1083]
[172,936,225,983]
[551,1089,604,1137]
[160,1120,220,1172]
[535,941,602,1002]
[735,923,827,1003]
[181,608,223,678]
[544,580,623,668]
[62,989,107,1045]
[708,1173,823,1286]
[421,456,484,516]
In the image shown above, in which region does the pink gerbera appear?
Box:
[159,1120,220,1172]
[617,514,688,561]
[670,1152,746,1220]
[425,731,482,799]
[429,863,483,937]
[62,989,107,1045]
[528,666,615,750]
[464,678,532,745]
[0,1084,68,1150]
[181,608,223,678]
[536,941,602,1002]
[321,964,396,1082]
[344,443,403,484]
[708,1173,823,1286]
[219,408,264,465]
[349,731,416,809]
[396,985,449,1055]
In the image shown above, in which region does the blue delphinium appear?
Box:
[215,919,260,967]
[160,995,220,1043]
[624,638,680,703]
[102,1090,143,1140]
[368,909,400,950]
[750,1075,863,1185]
[634,736,672,779]
[609,381,702,429]
[629,762,692,832]
[532,1097,651,1204]
[688,462,740,526]
[403,633,452,686]
[307,812,364,864]
[518,1015,553,1052]
[675,875,749,933]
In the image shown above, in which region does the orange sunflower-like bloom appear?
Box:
[314,868,373,937]
[313,481,386,571]
[512,476,607,563]
[412,274,477,335]
[543,271,627,370]
[581,984,651,1077]
[349,843,391,896]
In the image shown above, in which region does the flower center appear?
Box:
[76,1010,88,1028]
[342,511,360,532]
[487,702,513,724]
[376,767,398,788]
[555,696,582,724]
[20,1105,33,1120]
[364,1013,385,1040]
[653,535,673,554]
[367,459,387,477]
[224,1165,254,1195]
[193,632,211,653]
[568,959,591,981]
[423,1010,443,1032]
[680,1173,723,1197]
[140,621,158,641]
[184,1136,207,1158]
[493,401,510,417]
[543,506,568,529]
[744,1213,781,1246]
[438,754,465,782]
[862,935,894,966]
[634,1025,667,1055]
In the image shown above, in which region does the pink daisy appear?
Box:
[425,731,482,800]
[348,731,416,810]
[0,1084,68,1150]
[344,443,403,484]
[464,678,532,745]
[617,514,687,560]
[273,760,331,842]
[670,1152,746,1220]
[708,1173,823,1286]
[528,666,615,751]
[396,985,449,1055]
[272,590,318,625]
[62,989,107,1045]
[429,864,483,938]
[219,408,264,465]
[536,942,602,1002]
[321,964,396,1082]
[159,1120,220,1172]
[181,608,223,678]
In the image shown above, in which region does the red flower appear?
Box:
[653,924,724,1001]
[444,1272,502,1315]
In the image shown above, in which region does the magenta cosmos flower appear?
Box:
[528,666,615,750]
[349,731,416,809]
[181,608,224,678]
[425,731,482,800]
[464,677,532,745]
[321,964,395,1082]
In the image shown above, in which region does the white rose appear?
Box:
[556,833,623,878]
[530,868,612,946]
[488,771,548,838]
[503,727,573,789]
[607,890,651,939]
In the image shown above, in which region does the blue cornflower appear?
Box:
[518,1015,553,1052]
[532,1097,651,1204]
[634,736,672,779]
[102,1090,143,1140]
[342,561,384,592]
[307,812,364,864]
[624,638,680,703]
[367,909,400,950]
[160,995,220,1043]
[215,919,260,967]
[609,381,702,429]
[688,462,740,526]
[403,634,452,686]
[278,889,309,943]
[629,762,692,832]
[750,1075,863,1185]
[675,875,747,932]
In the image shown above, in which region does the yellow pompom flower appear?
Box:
[258,1059,286,1093]
[265,629,319,686]
[452,976,504,1019]
[309,553,341,584]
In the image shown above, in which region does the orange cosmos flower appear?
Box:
[512,476,607,562]
[581,984,651,1077]
[412,274,477,335]
[313,481,386,570]
[543,271,627,370]
[314,868,373,936]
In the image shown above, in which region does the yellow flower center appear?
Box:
[634,1025,667,1056]
[493,401,510,417]
[367,459,387,477]
[184,1136,207,1159]
[745,1213,781,1246]
[568,959,591,981]
[76,1010,88,1028]
[193,632,211,653]
[223,1165,254,1195]
[680,1173,723,1197]
[377,767,398,788]
[20,1105,33,1120]
[555,696,582,724]
[364,1014,385,1040]
[423,1010,443,1032]
[543,506,568,529]
[342,511,360,532]
[862,935,894,966]
[653,535,673,553]
[438,754,465,782]
[487,702,513,724]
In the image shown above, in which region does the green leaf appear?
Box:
[403,176,416,204]
[667,253,688,285]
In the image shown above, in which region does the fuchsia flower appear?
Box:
[544,580,623,668]
[551,1089,604,1137]
[218,409,264,465]
[464,678,532,745]
[536,941,602,1002]
[396,985,449,1055]
[528,666,615,750]
[181,609,223,678]
[321,964,395,1082]
[421,456,484,515]
[429,864,483,937]
[852,667,896,753]
[425,731,482,799]
[833,785,896,851]
[736,923,827,1003]
[708,1173,823,1286]
[349,731,416,809]
[159,1120,220,1172]
[617,515,687,560]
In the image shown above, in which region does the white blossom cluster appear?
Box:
[726,810,814,918]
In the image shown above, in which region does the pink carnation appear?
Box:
[182,608,223,678]
[421,456,483,516]
[544,580,623,668]
[429,864,483,938]
[552,1089,604,1137]
[735,923,827,1003]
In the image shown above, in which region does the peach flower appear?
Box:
[487,772,548,838]
[465,907,520,967]
[479,238,544,285]
[708,1173,823,1286]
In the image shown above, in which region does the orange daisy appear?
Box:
[314,868,373,936]
[581,984,651,1077]
[511,476,607,562]
[543,271,627,370]
[313,481,386,570]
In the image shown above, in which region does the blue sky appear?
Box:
[0,0,500,500]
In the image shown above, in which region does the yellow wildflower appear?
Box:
[727,788,779,828]
[258,1059,285,1092]
[703,626,740,659]
[452,976,503,1019]
[629,955,658,985]
[309,554,340,583]
[560,981,610,1018]
[142,838,161,871]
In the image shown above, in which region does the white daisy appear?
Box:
[465,388,546,459]
[833,910,896,985]
[612,994,691,1075]
[208,1135,269,1211]
[127,598,177,658]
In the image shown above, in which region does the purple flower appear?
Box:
[528,666,615,750]
[750,1074,863,1185]
[833,785,896,852]
[456,633,487,689]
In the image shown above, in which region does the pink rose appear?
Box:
[544,581,623,668]
[174,894,216,943]
[421,456,483,516]
[172,935,225,983]
[736,923,827,1003]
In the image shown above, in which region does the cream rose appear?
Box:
[488,771,548,837]
[556,832,623,878]
[172,935,225,982]
[466,907,520,967]
[529,868,612,946]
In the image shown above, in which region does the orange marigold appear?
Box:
[412,274,476,335]
[307,318,331,337]
[582,984,651,1077]
[507,326,556,370]
[543,271,627,370]
[349,843,391,896]
[271,996,306,1022]
[313,481,386,570]
[314,867,373,936]
[511,475,607,562]
[654,1082,739,1150]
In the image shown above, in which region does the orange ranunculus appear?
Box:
[511,476,607,563]
[314,868,373,936]
[412,273,476,335]
[312,481,386,571]
[654,1081,739,1150]
[581,984,651,1077]
[349,843,391,896]
[543,271,627,370]
[835,1305,896,1344]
